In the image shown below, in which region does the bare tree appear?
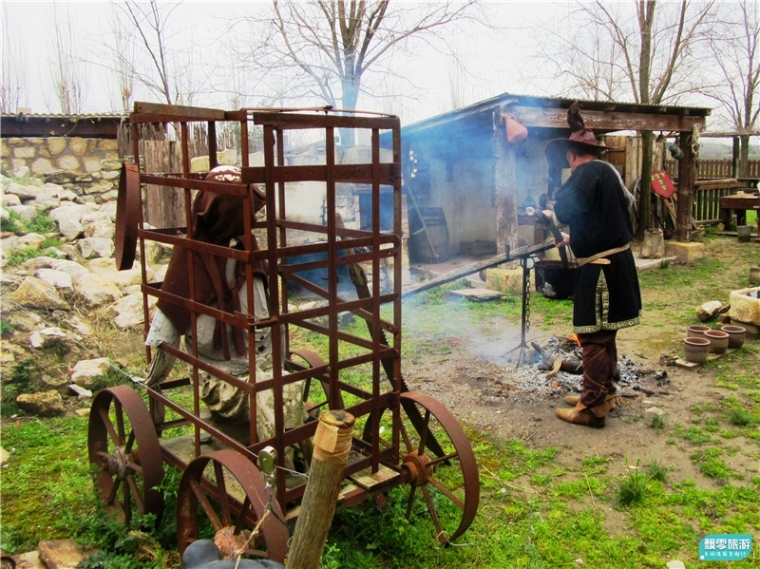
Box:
[50,3,88,114]
[1,14,27,113]
[222,0,490,145]
[703,0,760,177]
[526,1,715,235]
[103,0,205,107]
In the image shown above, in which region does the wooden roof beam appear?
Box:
[510,105,706,133]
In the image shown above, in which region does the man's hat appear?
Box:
[545,101,607,168]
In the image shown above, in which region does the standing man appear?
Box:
[543,102,642,429]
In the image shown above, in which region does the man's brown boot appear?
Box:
[555,407,606,428]
[564,394,617,409]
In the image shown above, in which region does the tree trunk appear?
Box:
[676,133,696,242]
[340,78,360,147]
[739,134,750,178]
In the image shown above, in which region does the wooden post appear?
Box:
[493,113,518,261]
[287,410,355,569]
[676,133,696,242]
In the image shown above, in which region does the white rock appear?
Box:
[50,258,91,280]
[57,189,79,202]
[30,195,61,211]
[0,206,8,222]
[73,272,122,306]
[99,201,117,221]
[79,237,114,259]
[0,446,10,465]
[1,234,18,254]
[2,194,21,207]
[58,217,84,240]
[13,165,30,179]
[696,300,723,322]
[70,357,111,388]
[109,294,146,329]
[88,257,153,289]
[666,562,686,569]
[10,276,71,310]
[69,384,93,399]
[645,406,665,417]
[66,315,95,336]
[8,204,36,222]
[5,182,39,200]
[29,326,68,349]
[82,217,114,240]
[49,203,93,224]
[16,232,46,249]
[150,263,169,283]
[41,182,65,196]
[35,268,74,294]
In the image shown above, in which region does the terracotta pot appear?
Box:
[504,115,528,143]
[687,325,710,338]
[704,329,730,354]
[721,325,746,349]
[683,337,710,363]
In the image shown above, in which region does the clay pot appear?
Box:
[683,337,710,363]
[687,325,710,338]
[721,325,746,349]
[704,329,730,354]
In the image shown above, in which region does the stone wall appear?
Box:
[1,137,122,204]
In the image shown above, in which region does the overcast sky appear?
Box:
[1,1,730,129]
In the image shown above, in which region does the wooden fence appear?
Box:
[665,158,760,180]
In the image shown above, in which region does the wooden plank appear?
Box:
[251,111,398,131]
[134,102,226,121]
[510,106,706,132]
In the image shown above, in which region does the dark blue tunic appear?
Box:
[553,160,642,333]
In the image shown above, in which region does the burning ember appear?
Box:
[495,335,669,405]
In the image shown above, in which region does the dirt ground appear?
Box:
[397,251,760,507]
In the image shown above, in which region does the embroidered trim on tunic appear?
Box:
[573,269,641,334]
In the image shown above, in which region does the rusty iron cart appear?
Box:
[88,103,480,563]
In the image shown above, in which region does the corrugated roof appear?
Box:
[1,112,127,120]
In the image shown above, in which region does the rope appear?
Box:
[691,124,701,163]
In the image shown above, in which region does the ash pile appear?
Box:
[500,335,670,404]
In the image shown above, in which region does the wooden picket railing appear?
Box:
[665,158,760,180]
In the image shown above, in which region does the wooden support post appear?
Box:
[677,133,696,242]
[287,411,355,569]
[493,113,518,261]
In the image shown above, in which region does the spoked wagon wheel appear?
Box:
[88,385,164,527]
[176,449,290,563]
[290,349,345,416]
[364,392,479,545]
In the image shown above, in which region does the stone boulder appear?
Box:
[35,268,74,295]
[108,294,147,329]
[16,391,66,417]
[16,232,46,249]
[88,257,149,289]
[50,258,91,280]
[73,272,122,306]
[10,276,71,310]
[70,358,111,388]
[4,182,39,201]
[2,193,22,207]
[8,204,36,223]
[29,326,71,350]
[696,300,725,323]
[79,237,114,259]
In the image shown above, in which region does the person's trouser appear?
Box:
[577,330,617,417]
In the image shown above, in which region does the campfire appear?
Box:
[497,334,669,404]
